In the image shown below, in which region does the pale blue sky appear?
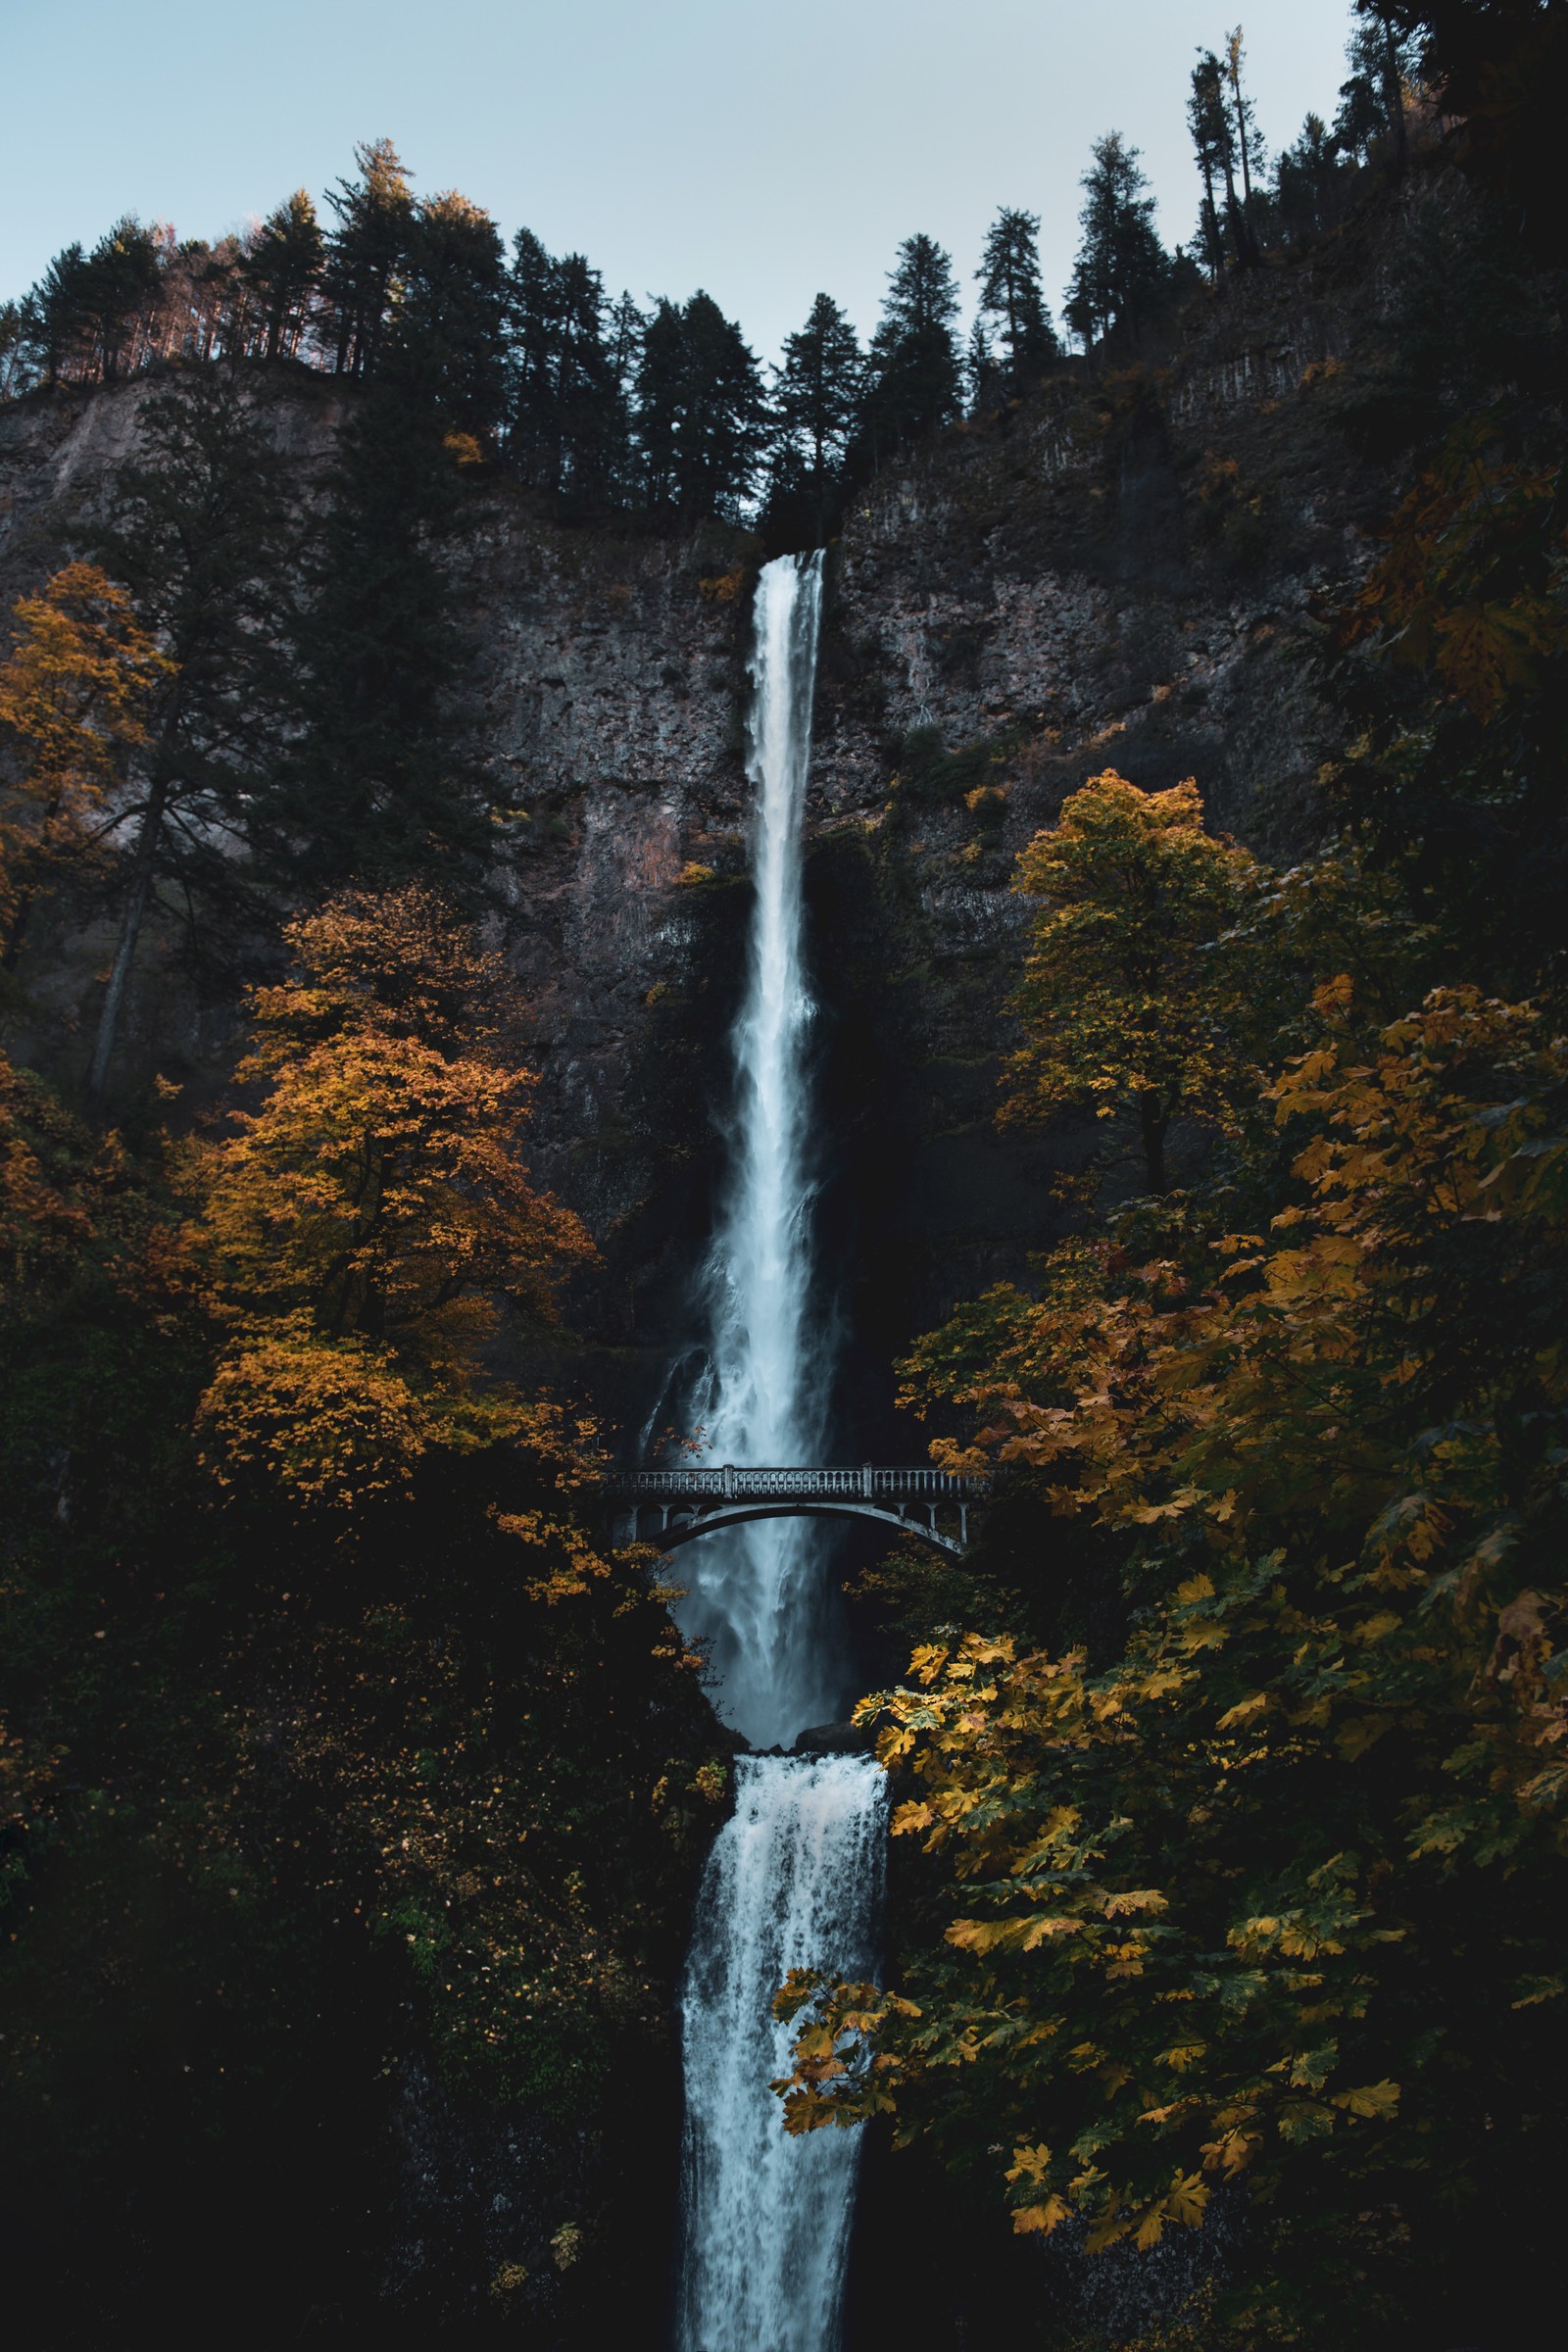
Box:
[2,0,1357,362]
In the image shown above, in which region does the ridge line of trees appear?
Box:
[0,12,1465,537]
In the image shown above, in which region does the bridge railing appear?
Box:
[604,1464,987,1502]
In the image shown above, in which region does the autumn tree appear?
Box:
[779,979,1568,2345]
[0,564,172,963]
[189,885,593,1512]
[1002,771,1258,1193]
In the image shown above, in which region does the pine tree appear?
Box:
[86,368,299,1099]
[633,292,767,520]
[974,209,1058,395]
[766,293,862,541]
[1337,7,1422,166]
[551,254,625,510]
[76,219,163,382]
[1064,134,1171,349]
[964,317,1000,416]
[861,233,962,463]
[271,369,489,894]
[505,234,624,508]
[24,244,92,386]
[243,193,323,363]
[398,191,509,440]
[320,137,415,379]
[1223,27,1267,262]
[1275,113,1346,242]
[1188,53,1241,277]
[505,227,561,488]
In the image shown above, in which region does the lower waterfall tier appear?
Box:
[677,1753,888,2352]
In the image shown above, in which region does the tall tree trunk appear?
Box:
[1226,42,1259,264]
[85,769,169,1106]
[1200,158,1222,280]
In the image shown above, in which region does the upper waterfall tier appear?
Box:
[667,551,845,1751]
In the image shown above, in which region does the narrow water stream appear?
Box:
[668,552,885,2352]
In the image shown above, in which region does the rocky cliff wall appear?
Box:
[0,183,1429,1449]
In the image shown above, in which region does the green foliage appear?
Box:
[974,209,1059,397]
[892,722,1028,808]
[242,190,323,363]
[635,291,769,521]
[764,293,863,545]
[1064,135,1172,350]
[860,234,963,462]
[270,368,490,890]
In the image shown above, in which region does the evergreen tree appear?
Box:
[320,137,414,379]
[860,233,962,462]
[633,292,767,519]
[1064,133,1171,348]
[1223,27,1267,261]
[974,209,1058,394]
[271,383,488,892]
[77,219,163,382]
[243,192,323,363]
[505,226,562,487]
[398,191,509,440]
[551,254,625,509]
[86,368,299,1098]
[0,301,26,400]
[1337,6,1423,165]
[1188,52,1242,276]
[505,234,624,507]
[25,243,92,386]
[765,293,862,541]
[1275,113,1347,242]
[964,317,1001,416]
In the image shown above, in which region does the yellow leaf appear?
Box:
[1331,2079,1400,2121]
[1013,2196,1071,2234]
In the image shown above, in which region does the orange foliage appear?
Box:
[0,563,172,931]
[187,886,596,1510]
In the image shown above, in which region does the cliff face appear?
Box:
[0,181,1453,2337]
[0,193,1413,1435]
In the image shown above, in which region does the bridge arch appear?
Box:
[605,1466,985,1562]
[645,1497,964,1558]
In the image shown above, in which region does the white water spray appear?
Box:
[672,553,885,2352]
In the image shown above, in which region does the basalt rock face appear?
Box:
[0,230,1396,1430]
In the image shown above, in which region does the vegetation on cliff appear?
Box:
[1,0,1565,2338]
[773,9,1568,2342]
[0,887,723,2329]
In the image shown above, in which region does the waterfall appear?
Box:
[678,1755,888,2352]
[673,548,840,1750]
[670,552,884,2352]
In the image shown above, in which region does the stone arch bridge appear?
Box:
[604,1465,986,1559]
